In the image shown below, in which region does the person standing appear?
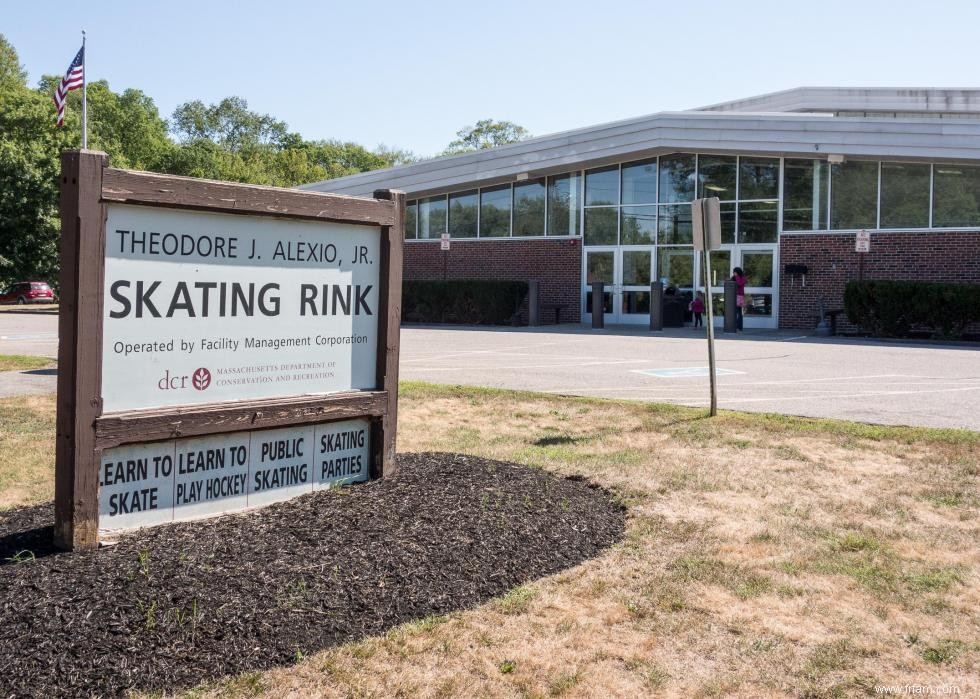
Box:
[690,291,705,328]
[732,267,747,331]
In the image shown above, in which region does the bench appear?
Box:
[539,302,569,325]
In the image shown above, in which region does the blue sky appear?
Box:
[7,1,980,156]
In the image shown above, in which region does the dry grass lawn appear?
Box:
[0,383,977,697]
[0,353,55,373]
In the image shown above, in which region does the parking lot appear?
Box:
[399,325,980,431]
[2,310,979,430]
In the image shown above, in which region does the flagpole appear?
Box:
[81,30,87,149]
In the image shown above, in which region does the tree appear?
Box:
[373,143,419,167]
[0,64,77,283]
[442,119,530,155]
[0,34,416,284]
[0,34,26,92]
[170,97,289,152]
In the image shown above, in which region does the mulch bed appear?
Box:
[0,452,625,698]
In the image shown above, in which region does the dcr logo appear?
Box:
[157,368,211,391]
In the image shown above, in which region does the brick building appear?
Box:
[304,88,980,331]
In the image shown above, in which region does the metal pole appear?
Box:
[81,31,87,150]
[702,241,718,417]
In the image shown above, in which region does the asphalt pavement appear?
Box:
[2,311,978,430]
[398,324,980,431]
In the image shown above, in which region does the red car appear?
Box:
[0,281,56,304]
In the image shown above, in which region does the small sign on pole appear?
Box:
[440,233,450,251]
[855,229,870,253]
[692,197,722,417]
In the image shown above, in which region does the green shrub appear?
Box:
[844,281,980,339]
[403,280,528,325]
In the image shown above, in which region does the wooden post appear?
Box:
[55,150,107,550]
[371,189,405,478]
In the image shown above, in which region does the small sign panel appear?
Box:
[314,419,370,489]
[440,232,450,251]
[855,230,871,253]
[99,418,370,533]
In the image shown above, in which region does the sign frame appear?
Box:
[55,150,405,549]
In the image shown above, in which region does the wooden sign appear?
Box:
[55,150,404,549]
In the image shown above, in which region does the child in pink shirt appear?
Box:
[690,291,706,328]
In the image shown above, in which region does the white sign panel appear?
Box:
[102,204,380,412]
[98,418,371,533]
[440,232,450,251]
[855,229,871,253]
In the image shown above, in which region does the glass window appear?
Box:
[480,185,511,237]
[720,202,736,244]
[621,158,658,204]
[657,204,693,244]
[740,251,774,288]
[831,161,878,230]
[585,165,619,206]
[584,207,618,245]
[708,250,731,288]
[743,293,772,316]
[659,154,696,203]
[622,291,650,314]
[933,164,980,227]
[586,251,614,283]
[739,157,780,200]
[783,159,829,231]
[622,250,651,286]
[419,195,447,239]
[738,202,778,243]
[547,173,581,236]
[879,163,930,229]
[513,179,546,236]
[448,190,478,238]
[405,201,417,239]
[697,155,737,200]
[657,248,694,289]
[620,206,657,245]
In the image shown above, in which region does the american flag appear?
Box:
[53,46,84,127]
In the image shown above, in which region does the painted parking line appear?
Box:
[0,332,58,341]
[632,367,746,378]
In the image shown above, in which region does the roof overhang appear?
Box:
[699,86,980,114]
[300,110,980,199]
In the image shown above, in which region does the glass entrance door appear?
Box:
[583,248,655,325]
[698,246,778,328]
[584,248,616,324]
[738,248,776,327]
[619,249,654,324]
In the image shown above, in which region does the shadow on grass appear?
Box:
[533,435,586,447]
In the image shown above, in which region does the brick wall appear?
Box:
[778,231,980,332]
[404,238,583,324]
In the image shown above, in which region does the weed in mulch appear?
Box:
[0,452,625,698]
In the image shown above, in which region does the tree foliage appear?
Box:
[443,119,530,155]
[0,35,419,285]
